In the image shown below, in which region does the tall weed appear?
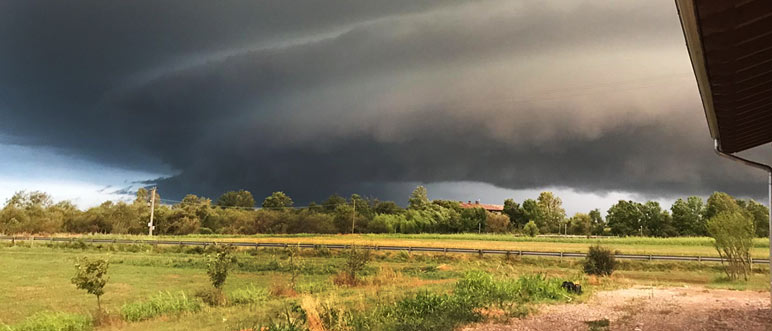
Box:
[120,291,201,322]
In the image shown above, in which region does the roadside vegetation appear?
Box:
[0,186,768,330]
[1,187,768,240]
[0,238,768,331]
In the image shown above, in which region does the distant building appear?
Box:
[458,200,504,213]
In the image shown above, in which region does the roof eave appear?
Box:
[675,0,720,143]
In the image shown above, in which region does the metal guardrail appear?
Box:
[0,235,767,264]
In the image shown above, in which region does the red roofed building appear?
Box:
[458,200,504,213]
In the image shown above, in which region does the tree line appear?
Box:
[0,186,767,237]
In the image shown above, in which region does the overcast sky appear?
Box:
[1,0,770,215]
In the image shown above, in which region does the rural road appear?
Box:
[464,286,772,331]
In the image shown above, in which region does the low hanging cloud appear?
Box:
[1,0,769,204]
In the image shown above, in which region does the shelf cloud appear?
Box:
[2,0,769,204]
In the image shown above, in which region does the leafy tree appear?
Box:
[374,200,404,215]
[640,201,675,237]
[737,199,769,238]
[307,201,324,213]
[704,192,741,221]
[537,192,565,233]
[350,194,374,220]
[671,196,706,236]
[568,213,591,235]
[523,220,539,237]
[322,194,347,212]
[588,209,605,235]
[217,190,255,208]
[503,199,526,228]
[707,211,754,280]
[207,244,235,289]
[71,257,109,310]
[408,186,430,210]
[460,207,486,233]
[521,199,541,230]
[262,191,293,210]
[606,200,643,236]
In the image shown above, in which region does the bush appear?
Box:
[523,221,539,237]
[485,212,510,233]
[2,312,92,331]
[340,246,371,286]
[207,244,235,289]
[583,245,616,276]
[389,291,480,331]
[707,211,755,280]
[120,291,201,322]
[194,287,227,306]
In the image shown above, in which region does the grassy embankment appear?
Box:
[42,233,772,258]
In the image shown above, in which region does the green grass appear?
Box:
[52,233,771,258]
[120,291,201,322]
[227,284,268,305]
[1,311,92,331]
[0,239,768,330]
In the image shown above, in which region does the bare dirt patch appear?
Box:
[464,286,771,331]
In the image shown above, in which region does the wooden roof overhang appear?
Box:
[676,0,772,153]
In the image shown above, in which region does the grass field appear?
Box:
[0,236,769,330]
[49,233,772,258]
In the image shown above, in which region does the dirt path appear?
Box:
[464,286,772,331]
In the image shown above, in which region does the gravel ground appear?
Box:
[463,286,772,331]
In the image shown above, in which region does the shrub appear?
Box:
[389,291,480,331]
[339,246,371,286]
[71,257,109,311]
[120,291,201,322]
[2,312,92,331]
[367,215,395,234]
[228,285,268,305]
[707,211,755,280]
[485,212,510,233]
[206,244,235,289]
[523,221,539,237]
[583,245,616,276]
[286,244,303,288]
[194,287,227,306]
[269,280,298,298]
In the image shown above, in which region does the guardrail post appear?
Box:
[443,247,447,255]
[698,256,701,263]
[408,247,412,254]
[649,255,652,262]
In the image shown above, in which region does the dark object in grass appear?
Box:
[561,281,582,294]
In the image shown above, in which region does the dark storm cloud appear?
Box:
[1,0,769,203]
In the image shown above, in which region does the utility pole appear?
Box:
[351,200,356,234]
[148,187,156,236]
